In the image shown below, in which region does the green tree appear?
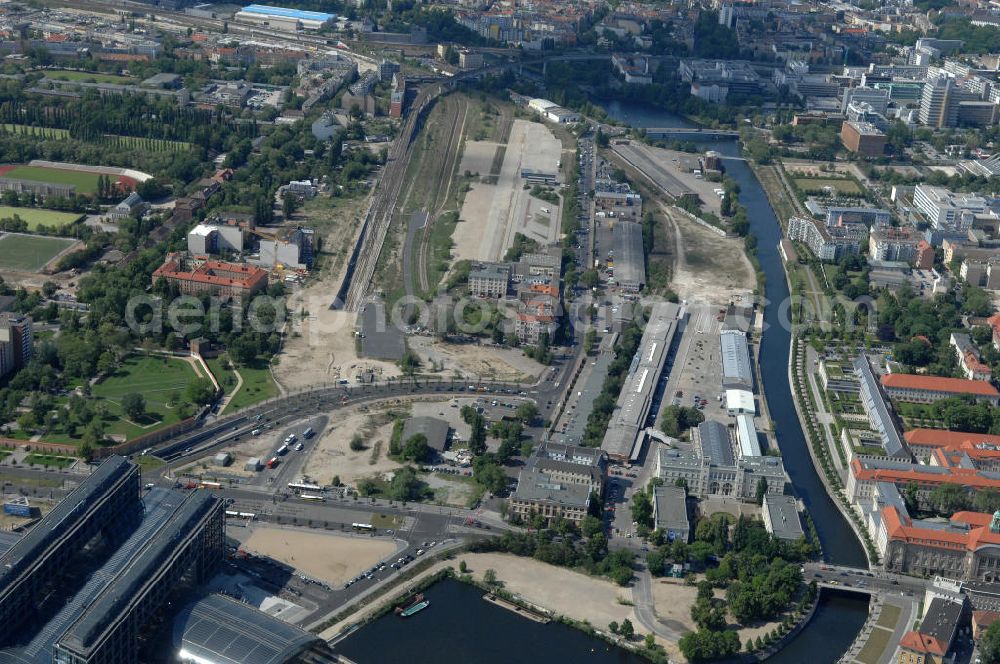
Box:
[755,477,768,506]
[631,490,653,529]
[459,560,468,573]
[515,402,538,424]
[619,618,634,639]
[981,621,1000,664]
[350,434,366,451]
[484,568,499,587]
[121,392,145,421]
[402,433,433,462]
[387,466,424,501]
[608,621,619,635]
[928,482,969,514]
[398,350,421,376]
[185,377,216,406]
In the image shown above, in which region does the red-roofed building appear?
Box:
[881,504,1000,581]
[988,313,1000,352]
[152,253,267,300]
[898,597,967,664]
[972,609,1000,640]
[848,456,1000,507]
[880,373,1000,405]
[906,429,1000,471]
[899,630,948,663]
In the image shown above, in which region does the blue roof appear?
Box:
[241,4,334,21]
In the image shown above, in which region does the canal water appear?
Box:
[337,99,870,663]
[336,578,646,664]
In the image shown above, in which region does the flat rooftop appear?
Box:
[613,220,646,289]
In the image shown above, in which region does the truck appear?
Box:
[266,457,279,469]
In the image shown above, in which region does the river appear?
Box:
[337,100,871,663]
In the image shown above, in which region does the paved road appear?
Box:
[632,566,690,642]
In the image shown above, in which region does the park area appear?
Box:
[239,527,399,587]
[0,233,77,272]
[40,355,206,445]
[0,206,82,230]
[791,177,862,196]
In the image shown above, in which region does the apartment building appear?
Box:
[868,226,934,268]
[152,254,268,300]
[468,263,510,298]
[0,313,32,378]
[787,216,865,262]
[951,333,992,382]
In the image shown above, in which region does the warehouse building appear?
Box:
[720,328,753,389]
[612,221,647,292]
[235,5,335,31]
[601,303,684,462]
[735,413,761,459]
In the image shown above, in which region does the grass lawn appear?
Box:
[135,454,166,471]
[225,356,280,411]
[793,177,862,195]
[23,453,75,469]
[0,234,76,271]
[46,69,136,84]
[92,355,201,440]
[206,355,240,397]
[876,604,901,629]
[371,513,403,529]
[0,206,82,230]
[3,166,100,195]
[855,627,892,664]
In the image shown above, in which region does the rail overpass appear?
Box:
[644,128,741,140]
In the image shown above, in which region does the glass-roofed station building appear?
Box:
[0,456,336,664]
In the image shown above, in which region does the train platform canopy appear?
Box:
[173,594,335,664]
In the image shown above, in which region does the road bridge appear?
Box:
[644,128,741,140]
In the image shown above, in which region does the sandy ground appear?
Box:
[303,407,404,487]
[782,159,853,177]
[241,526,399,587]
[454,120,563,264]
[460,552,636,631]
[458,140,500,177]
[274,284,402,391]
[408,336,545,382]
[614,144,725,217]
[650,578,789,647]
[662,203,756,304]
[177,433,277,479]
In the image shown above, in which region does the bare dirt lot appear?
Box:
[241,526,399,587]
[274,290,402,392]
[407,336,545,382]
[302,407,404,487]
[458,140,501,178]
[662,204,756,304]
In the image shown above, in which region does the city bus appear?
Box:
[198,481,222,490]
[352,522,374,532]
[287,482,323,492]
[300,494,325,502]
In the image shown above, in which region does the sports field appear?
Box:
[46,69,136,84]
[0,165,101,194]
[0,234,76,271]
[0,206,82,230]
[93,355,202,438]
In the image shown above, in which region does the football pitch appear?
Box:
[0,206,82,230]
[0,233,76,272]
[2,165,101,194]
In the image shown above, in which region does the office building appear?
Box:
[881,373,1000,405]
[652,485,690,543]
[234,5,335,31]
[920,76,979,129]
[0,313,32,378]
[468,263,510,298]
[913,185,992,230]
[841,120,886,157]
[825,207,891,228]
[905,429,1000,471]
[762,494,804,542]
[152,254,268,300]
[854,356,907,459]
[509,469,591,526]
[187,224,244,256]
[657,420,787,499]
